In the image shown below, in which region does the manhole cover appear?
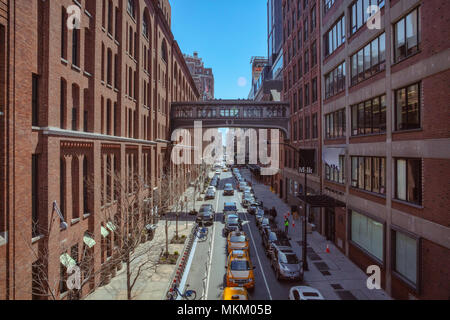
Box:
[314,262,330,271]
[336,290,358,300]
[320,270,331,276]
[331,284,343,290]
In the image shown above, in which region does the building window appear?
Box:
[325,61,346,99]
[325,108,346,139]
[311,41,317,67]
[394,7,420,62]
[325,155,345,184]
[305,116,310,139]
[310,5,316,31]
[350,0,385,35]
[350,210,384,262]
[395,158,422,205]
[61,7,67,59]
[350,33,385,85]
[304,83,309,106]
[312,113,318,138]
[304,49,309,72]
[392,229,418,286]
[395,83,420,131]
[72,29,80,67]
[312,77,317,102]
[127,0,135,18]
[32,74,39,126]
[299,118,303,140]
[351,156,386,194]
[303,18,308,42]
[32,154,39,237]
[324,15,345,57]
[293,121,298,141]
[351,94,386,135]
[298,87,303,110]
[324,0,335,14]
[293,92,297,113]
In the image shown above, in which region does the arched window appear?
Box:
[127,0,135,18]
[161,40,168,63]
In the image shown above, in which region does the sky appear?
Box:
[171,0,268,100]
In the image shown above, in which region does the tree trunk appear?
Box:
[176,213,179,240]
[165,218,169,257]
[126,251,131,300]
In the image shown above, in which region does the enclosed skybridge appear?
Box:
[170,100,290,137]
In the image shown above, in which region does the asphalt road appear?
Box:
[185,169,303,300]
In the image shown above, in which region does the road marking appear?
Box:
[243,210,273,300]
[177,227,198,300]
[205,173,221,300]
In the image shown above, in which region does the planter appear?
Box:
[170,235,187,244]
[158,252,180,265]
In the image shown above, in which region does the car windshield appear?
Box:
[225,184,233,189]
[262,218,269,224]
[303,292,320,297]
[244,194,253,200]
[280,253,299,264]
[228,218,239,224]
[230,235,246,242]
[230,260,251,271]
[224,205,237,211]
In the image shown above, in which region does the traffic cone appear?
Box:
[326,244,330,253]
[292,223,295,228]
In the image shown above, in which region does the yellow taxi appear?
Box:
[222,287,249,300]
[227,231,249,255]
[225,249,255,290]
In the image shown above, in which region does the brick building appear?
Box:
[279,0,323,232]
[184,51,214,100]
[0,0,199,300]
[320,0,450,299]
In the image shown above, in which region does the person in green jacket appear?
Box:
[284,216,289,234]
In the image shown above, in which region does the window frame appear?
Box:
[394,158,422,205]
[394,7,420,63]
[350,156,386,194]
[350,33,385,86]
[394,82,421,131]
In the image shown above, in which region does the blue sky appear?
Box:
[171,0,268,99]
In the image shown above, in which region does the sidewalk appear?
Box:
[241,169,391,300]
[85,182,204,300]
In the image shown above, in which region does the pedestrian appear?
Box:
[284,216,289,234]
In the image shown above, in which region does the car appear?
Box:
[258,217,270,231]
[200,203,214,213]
[289,286,324,300]
[222,287,249,300]
[242,186,253,194]
[210,178,218,188]
[238,181,249,192]
[262,229,279,251]
[223,202,238,216]
[196,211,213,226]
[227,231,250,254]
[224,215,242,236]
[207,186,216,193]
[223,183,234,196]
[247,204,258,215]
[255,209,265,225]
[270,245,303,281]
[205,188,216,200]
[229,249,250,259]
[225,249,255,290]
[242,192,254,208]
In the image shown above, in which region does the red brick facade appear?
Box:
[321,0,450,300]
[0,0,199,300]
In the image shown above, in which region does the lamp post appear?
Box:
[282,140,311,272]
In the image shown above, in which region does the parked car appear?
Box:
[199,204,214,216]
[258,217,270,232]
[247,204,258,215]
[239,181,249,192]
[210,177,218,188]
[223,183,234,196]
[196,210,214,226]
[289,286,324,300]
[242,186,253,195]
[242,192,255,208]
[205,188,216,200]
[262,229,278,251]
[255,209,265,225]
[270,245,303,281]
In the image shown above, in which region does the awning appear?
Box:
[106,221,117,232]
[323,147,346,170]
[101,226,109,238]
[60,253,76,268]
[83,234,96,248]
[297,194,346,208]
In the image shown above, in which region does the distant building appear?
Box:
[184,52,214,100]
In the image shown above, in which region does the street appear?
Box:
[185,169,303,300]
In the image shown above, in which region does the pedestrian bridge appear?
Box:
[170,100,290,137]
